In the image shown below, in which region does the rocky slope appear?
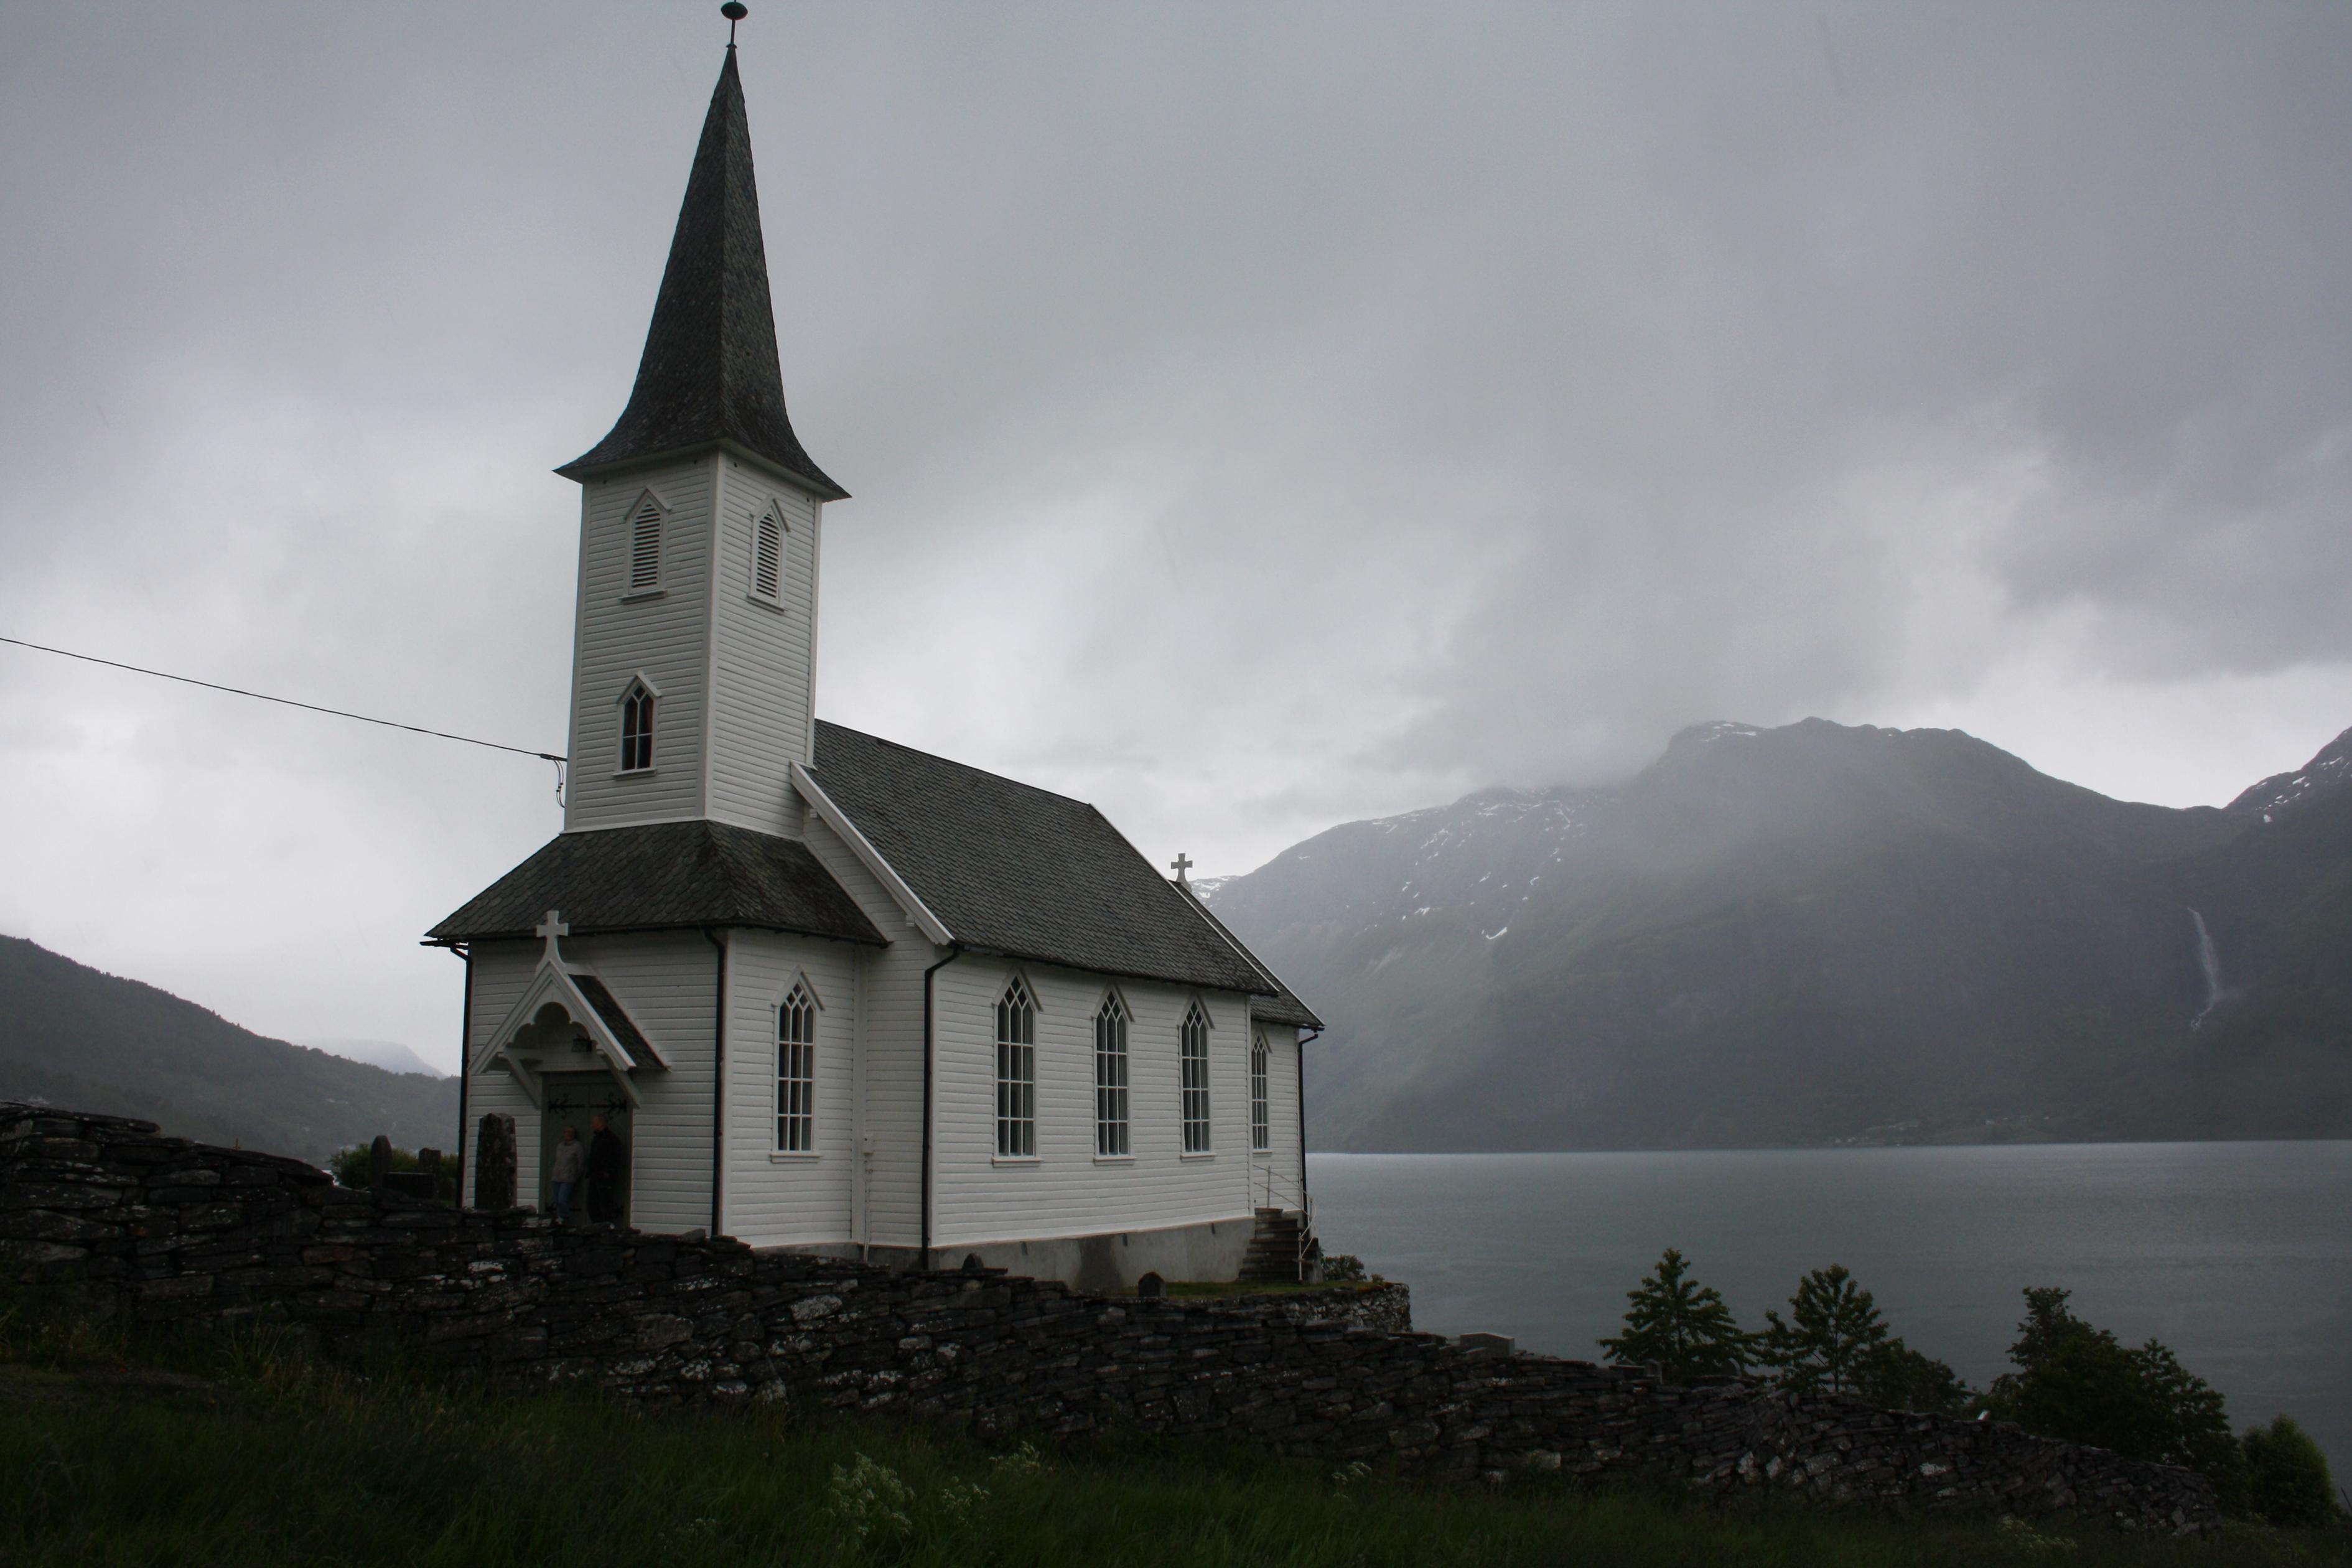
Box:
[0,935,457,1161]
[1208,720,2352,1150]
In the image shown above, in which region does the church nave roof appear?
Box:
[809,720,1314,1009]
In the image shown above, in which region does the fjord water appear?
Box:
[1310,1141,2352,1481]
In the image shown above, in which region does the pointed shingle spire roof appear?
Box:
[559,50,845,498]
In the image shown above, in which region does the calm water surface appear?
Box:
[1309,1142,2352,1481]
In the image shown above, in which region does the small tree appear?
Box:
[1757,1264,1890,1397]
[2241,1416,2340,1527]
[1599,1248,1754,1385]
[1983,1287,2245,1506]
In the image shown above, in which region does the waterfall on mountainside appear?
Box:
[2188,908,2226,1028]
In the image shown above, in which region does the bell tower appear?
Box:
[552,43,845,838]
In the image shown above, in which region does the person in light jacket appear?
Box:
[548,1124,586,1224]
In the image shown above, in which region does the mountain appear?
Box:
[304,1037,450,1079]
[1207,720,2352,1150]
[0,936,459,1162]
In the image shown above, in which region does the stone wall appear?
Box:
[0,1104,2216,1533]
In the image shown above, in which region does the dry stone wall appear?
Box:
[0,1104,2216,1533]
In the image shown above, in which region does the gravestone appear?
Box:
[1137,1271,1165,1299]
[416,1147,442,1201]
[474,1113,516,1210]
[367,1134,392,1192]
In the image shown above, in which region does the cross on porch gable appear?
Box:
[536,910,570,965]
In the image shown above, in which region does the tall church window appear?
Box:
[1250,1032,1271,1153]
[752,508,784,602]
[1180,1002,1212,1154]
[628,497,663,592]
[995,978,1036,1158]
[1094,995,1130,1157]
[619,681,656,772]
[776,982,816,1152]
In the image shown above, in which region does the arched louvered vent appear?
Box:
[752,510,783,601]
[628,498,663,592]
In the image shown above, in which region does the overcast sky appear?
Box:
[4,2,2348,1071]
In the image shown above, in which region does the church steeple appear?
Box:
[559,49,845,499]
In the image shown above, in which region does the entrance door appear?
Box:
[541,1075,632,1227]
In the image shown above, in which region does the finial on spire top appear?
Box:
[722,2,747,49]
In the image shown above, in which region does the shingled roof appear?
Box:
[808,721,1289,997]
[557,50,844,498]
[1182,890,1325,1031]
[426,819,884,948]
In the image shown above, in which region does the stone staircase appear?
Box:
[1239,1206,1320,1283]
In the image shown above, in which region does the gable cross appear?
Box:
[536,910,571,966]
[1169,852,1193,887]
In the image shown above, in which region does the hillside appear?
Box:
[0,936,457,1162]
[1208,720,2352,1150]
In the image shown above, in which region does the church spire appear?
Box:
[559,47,845,498]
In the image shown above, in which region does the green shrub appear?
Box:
[325,1144,452,1190]
[2241,1416,2340,1528]
[1983,1287,2246,1506]
[1853,1338,1972,1416]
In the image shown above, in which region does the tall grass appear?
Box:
[0,1299,2343,1568]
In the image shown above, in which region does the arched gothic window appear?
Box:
[994,978,1036,1157]
[776,982,816,1153]
[1250,1032,1271,1153]
[1180,1002,1212,1154]
[1094,995,1130,1157]
[619,681,656,772]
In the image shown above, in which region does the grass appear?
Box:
[1,1300,2346,1568]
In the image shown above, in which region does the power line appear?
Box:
[0,635,567,763]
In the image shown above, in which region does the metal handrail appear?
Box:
[1253,1162,1317,1281]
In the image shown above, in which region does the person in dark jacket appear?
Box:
[586,1113,626,1225]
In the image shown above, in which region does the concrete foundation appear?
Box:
[849,1215,1254,1292]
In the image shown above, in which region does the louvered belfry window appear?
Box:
[1180,1003,1212,1154]
[995,978,1036,1158]
[1094,996,1130,1157]
[777,982,816,1153]
[619,681,655,772]
[752,510,783,601]
[628,497,662,592]
[1250,1032,1271,1152]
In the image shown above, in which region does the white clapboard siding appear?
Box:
[565,931,720,1233]
[798,813,933,1248]
[459,933,717,1233]
[460,941,539,1207]
[704,458,820,835]
[1248,1024,1307,1213]
[718,929,863,1246]
[931,959,1259,1248]
[564,457,717,831]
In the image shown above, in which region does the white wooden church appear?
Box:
[429,42,1322,1290]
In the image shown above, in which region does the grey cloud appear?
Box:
[1,3,2347,1057]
